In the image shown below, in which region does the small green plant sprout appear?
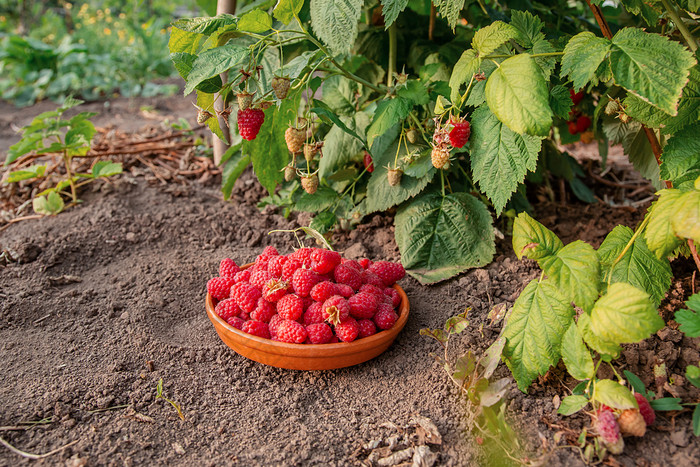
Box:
[3,97,122,215]
[155,378,185,421]
[673,292,700,437]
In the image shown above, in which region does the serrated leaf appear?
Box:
[623,370,648,397]
[238,9,272,33]
[465,59,497,108]
[310,0,362,55]
[32,191,64,216]
[619,120,663,189]
[645,189,684,258]
[319,112,369,180]
[294,187,338,213]
[578,312,621,357]
[672,190,700,243]
[6,165,46,183]
[510,10,545,49]
[661,123,700,189]
[590,283,664,345]
[623,94,671,129]
[472,21,519,57]
[676,293,700,337]
[561,32,611,91]
[610,28,696,115]
[397,80,429,106]
[650,397,684,411]
[469,105,542,215]
[432,0,466,30]
[273,0,304,24]
[221,152,250,200]
[593,379,638,410]
[366,97,413,148]
[621,0,660,26]
[395,192,495,284]
[558,395,589,416]
[530,37,557,80]
[561,323,594,381]
[91,161,122,178]
[449,49,481,103]
[598,225,672,306]
[184,44,249,95]
[549,85,574,120]
[5,133,43,166]
[170,53,223,93]
[539,240,600,312]
[168,27,204,55]
[503,278,574,391]
[512,212,563,260]
[662,65,700,134]
[381,0,409,27]
[485,54,553,136]
[172,14,237,34]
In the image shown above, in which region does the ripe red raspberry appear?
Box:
[215,298,241,321]
[359,284,384,298]
[306,322,334,344]
[374,303,398,330]
[232,282,261,313]
[259,245,279,258]
[634,393,655,426]
[576,115,591,133]
[618,409,646,437]
[567,120,578,135]
[595,409,623,454]
[251,297,276,322]
[237,108,265,141]
[334,263,363,290]
[335,317,359,342]
[322,295,350,325]
[241,320,270,339]
[363,151,374,173]
[361,270,385,288]
[303,302,324,325]
[267,255,287,277]
[269,314,283,338]
[226,316,245,329]
[262,278,289,303]
[233,269,251,284]
[310,281,337,303]
[290,247,313,266]
[219,258,240,278]
[384,287,401,307]
[207,277,235,301]
[281,258,303,281]
[277,294,304,321]
[335,283,354,298]
[250,269,274,290]
[292,268,320,297]
[341,259,363,271]
[358,319,377,338]
[358,258,372,269]
[276,319,308,343]
[570,88,584,105]
[310,249,342,274]
[368,261,406,286]
[448,119,471,148]
[349,292,379,319]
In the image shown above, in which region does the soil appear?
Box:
[1,94,699,467]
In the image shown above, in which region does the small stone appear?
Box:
[670,428,689,447]
[125,232,137,242]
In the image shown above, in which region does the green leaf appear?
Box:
[661,123,700,189]
[539,240,600,312]
[578,312,621,357]
[593,379,638,410]
[395,192,495,284]
[6,165,46,183]
[449,49,481,103]
[65,119,96,156]
[445,315,470,334]
[485,54,553,136]
[319,112,369,179]
[294,187,338,213]
[649,397,684,411]
[170,53,223,93]
[381,0,409,27]
[558,395,589,416]
[623,370,648,397]
[91,161,122,178]
[695,405,700,437]
[612,120,663,189]
[512,212,563,260]
[662,65,700,135]
[238,9,272,33]
[510,10,544,48]
[503,278,574,391]
[621,0,660,26]
[561,32,611,91]
[396,80,429,106]
[221,151,250,201]
[672,190,700,243]
[609,28,696,115]
[472,21,519,57]
[549,85,574,120]
[623,94,672,130]
[687,365,700,388]
[530,37,557,80]
[432,0,466,30]
[645,189,684,258]
[184,44,249,95]
[469,105,542,215]
[590,283,664,345]
[5,133,44,166]
[196,91,227,142]
[32,191,64,216]
[310,0,363,55]
[598,225,672,306]
[366,97,413,148]
[273,0,304,24]
[561,323,594,381]
[172,14,238,35]
[676,294,700,338]
[168,27,204,55]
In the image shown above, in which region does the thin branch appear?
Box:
[689,240,700,275]
[0,437,78,460]
[660,0,698,52]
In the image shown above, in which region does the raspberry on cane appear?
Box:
[448,119,471,148]
[285,127,305,153]
[634,393,655,426]
[237,108,265,141]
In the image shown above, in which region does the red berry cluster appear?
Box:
[206,246,406,344]
[567,88,591,136]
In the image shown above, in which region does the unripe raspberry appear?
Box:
[634,393,655,426]
[301,174,318,194]
[387,168,402,186]
[406,128,420,144]
[431,146,450,169]
[284,127,305,153]
[303,143,318,162]
[237,92,253,111]
[271,76,291,99]
[284,164,296,181]
[618,409,646,437]
[595,409,623,454]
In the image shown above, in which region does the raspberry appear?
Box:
[406,128,420,144]
[241,320,270,339]
[335,283,354,298]
[284,164,296,182]
[387,168,402,186]
[259,246,279,258]
[303,143,319,162]
[341,259,363,271]
[251,297,276,323]
[231,282,262,314]
[276,319,308,343]
[358,258,372,269]
[570,88,584,105]
[267,255,287,277]
[303,302,324,325]
[262,278,289,303]
[349,292,379,319]
[215,298,241,321]
[207,277,235,301]
[269,314,284,338]
[301,174,318,194]
[237,91,253,111]
[448,120,471,148]
[384,287,401,307]
[333,263,362,290]
[310,249,342,274]
[292,268,320,297]
[284,127,305,153]
[634,393,655,426]
[219,258,240,278]
[281,258,303,281]
[322,295,350,325]
[250,269,273,290]
[618,409,646,437]
[374,303,398,330]
[233,269,251,284]
[290,248,314,266]
[431,146,450,169]
[271,76,290,99]
[359,284,384,298]
[335,318,359,342]
[567,120,578,135]
[576,115,591,133]
[358,319,377,338]
[363,151,374,173]
[306,322,334,344]
[277,294,304,321]
[596,409,623,454]
[361,270,385,288]
[310,281,337,303]
[226,316,245,330]
[368,261,406,286]
[238,108,265,141]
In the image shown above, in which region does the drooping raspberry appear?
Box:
[292,268,320,297]
[251,297,276,323]
[237,91,253,111]
[233,269,251,284]
[207,277,235,301]
[570,88,584,105]
[384,287,401,308]
[277,294,304,321]
[237,108,265,141]
[374,303,398,330]
[276,319,308,343]
[310,281,337,303]
[271,76,291,100]
[368,261,406,286]
[448,120,471,148]
[284,127,305,153]
[281,258,303,281]
[387,168,402,186]
[361,270,385,288]
[618,409,646,437]
[334,263,363,290]
[335,283,354,298]
[358,319,377,338]
[306,322,334,344]
[576,115,592,133]
[349,292,379,319]
[322,295,350,326]
[231,282,262,314]
[363,151,374,173]
[250,269,274,290]
[226,316,245,330]
[301,174,318,194]
[241,320,271,339]
[311,249,342,274]
[262,278,289,303]
[303,302,324,325]
[431,146,450,170]
[634,393,655,426]
[595,409,623,454]
[267,255,287,277]
[215,298,241,321]
[219,258,240,279]
[335,317,359,342]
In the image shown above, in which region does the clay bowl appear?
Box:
[205,269,409,370]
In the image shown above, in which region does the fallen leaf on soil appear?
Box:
[377,447,414,466]
[412,445,437,467]
[409,415,442,445]
[124,408,154,424]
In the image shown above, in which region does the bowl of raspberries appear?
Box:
[205,245,409,370]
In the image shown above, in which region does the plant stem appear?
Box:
[485,52,564,59]
[440,169,445,197]
[387,24,397,87]
[660,0,698,52]
[429,4,436,41]
[584,0,614,39]
[63,151,77,203]
[458,74,476,110]
[689,240,700,275]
